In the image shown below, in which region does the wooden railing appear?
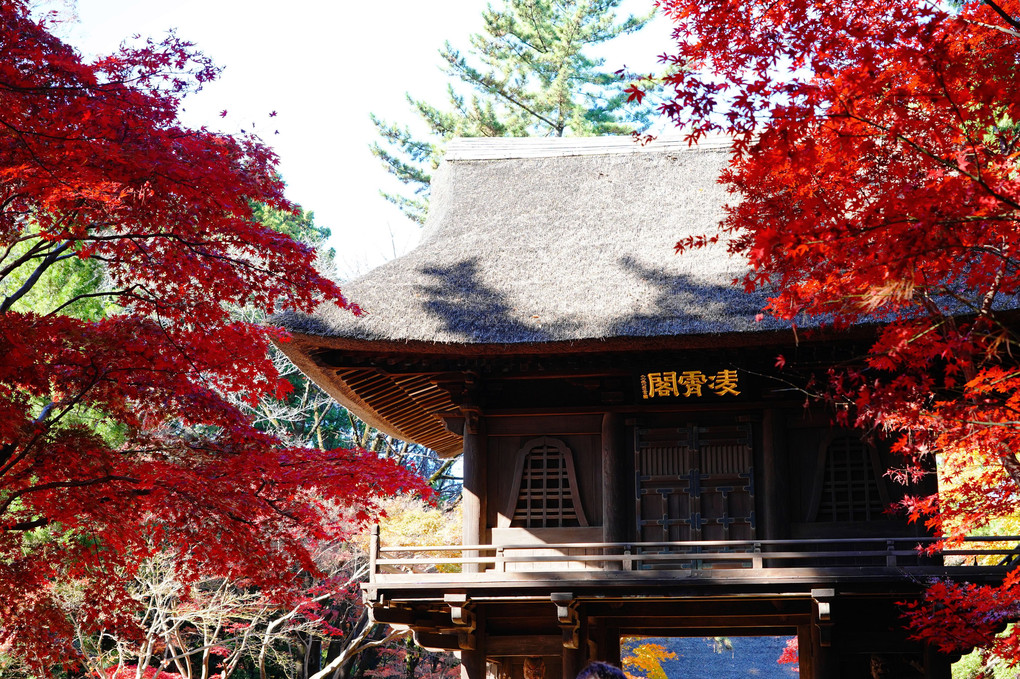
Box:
[367,526,1020,581]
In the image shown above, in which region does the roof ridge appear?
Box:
[444,135,733,161]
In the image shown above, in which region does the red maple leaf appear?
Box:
[623,84,645,103]
[0,2,425,672]
[657,0,1020,665]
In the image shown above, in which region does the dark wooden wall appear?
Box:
[479,399,929,543]
[485,414,604,533]
[780,408,932,540]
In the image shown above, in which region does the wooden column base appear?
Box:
[460,650,486,679]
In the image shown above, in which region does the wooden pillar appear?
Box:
[589,625,621,666]
[460,650,486,679]
[574,606,591,670]
[459,607,486,679]
[601,412,627,569]
[585,621,603,663]
[924,644,952,679]
[796,624,815,679]
[462,408,486,573]
[761,409,779,541]
[809,596,838,679]
[562,646,581,679]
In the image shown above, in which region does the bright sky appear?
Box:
[61,0,673,278]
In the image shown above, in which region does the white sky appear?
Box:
[60,0,673,278]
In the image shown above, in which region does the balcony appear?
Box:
[366,529,1020,595]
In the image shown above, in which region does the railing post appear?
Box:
[886,540,897,567]
[369,524,380,580]
[624,545,633,571]
[753,541,763,569]
[497,546,505,573]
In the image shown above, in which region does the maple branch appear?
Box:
[963,17,1020,39]
[44,285,140,317]
[0,190,24,214]
[307,622,408,679]
[0,223,44,265]
[0,239,73,312]
[87,229,313,293]
[980,0,1020,32]
[999,448,1020,493]
[428,458,456,487]
[0,401,55,474]
[0,111,98,143]
[979,255,1009,318]
[837,109,1020,213]
[5,518,49,531]
[0,237,54,281]
[0,475,143,517]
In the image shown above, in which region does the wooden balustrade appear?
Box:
[366,532,1020,583]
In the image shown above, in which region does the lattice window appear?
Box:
[812,435,889,522]
[505,437,588,528]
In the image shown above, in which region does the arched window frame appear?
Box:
[807,432,892,522]
[501,436,589,529]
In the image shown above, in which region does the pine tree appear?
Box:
[371,0,661,224]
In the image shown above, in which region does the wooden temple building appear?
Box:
[276,137,1015,678]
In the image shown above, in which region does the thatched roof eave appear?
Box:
[279,324,879,359]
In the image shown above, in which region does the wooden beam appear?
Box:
[415,632,462,652]
[621,626,799,637]
[486,636,564,656]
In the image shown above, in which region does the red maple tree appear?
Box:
[653,0,1020,665]
[0,2,420,671]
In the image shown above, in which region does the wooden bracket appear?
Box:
[446,594,473,626]
[439,413,465,436]
[811,588,835,647]
[413,630,462,652]
[368,603,414,627]
[551,592,574,623]
[444,594,476,650]
[551,592,579,649]
[462,408,481,435]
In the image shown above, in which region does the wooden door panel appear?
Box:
[635,423,755,551]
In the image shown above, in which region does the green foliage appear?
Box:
[0,653,34,679]
[371,0,663,224]
[953,634,1018,679]
[0,240,119,320]
[251,203,334,260]
[240,207,461,499]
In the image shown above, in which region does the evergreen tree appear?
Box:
[371,0,661,224]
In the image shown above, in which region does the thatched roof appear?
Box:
[278,136,783,348]
[275,136,789,456]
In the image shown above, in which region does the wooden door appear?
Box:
[635,422,755,545]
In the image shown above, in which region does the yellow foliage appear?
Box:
[377,495,462,573]
[938,457,1020,566]
[621,640,676,679]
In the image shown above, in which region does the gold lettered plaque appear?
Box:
[640,369,742,400]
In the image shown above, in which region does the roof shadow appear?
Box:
[416,258,581,343]
[608,255,776,337]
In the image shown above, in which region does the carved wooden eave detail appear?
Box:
[336,369,463,456]
[273,335,463,457]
